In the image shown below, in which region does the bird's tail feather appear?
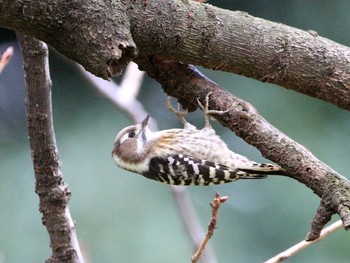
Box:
[238,163,287,178]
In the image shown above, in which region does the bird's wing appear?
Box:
[143,154,266,186]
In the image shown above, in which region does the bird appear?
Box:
[112,93,286,186]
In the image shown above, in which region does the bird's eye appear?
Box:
[128,131,136,138]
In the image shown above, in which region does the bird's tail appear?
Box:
[238,163,287,179]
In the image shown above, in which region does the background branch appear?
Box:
[17,34,84,263]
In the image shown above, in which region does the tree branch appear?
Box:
[1,0,137,78]
[17,34,84,263]
[1,0,349,109]
[134,56,350,240]
[128,1,350,110]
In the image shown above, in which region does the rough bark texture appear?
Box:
[128,1,350,110]
[1,0,137,78]
[18,34,83,263]
[134,56,350,240]
[0,0,349,109]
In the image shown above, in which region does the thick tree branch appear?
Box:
[128,1,350,110]
[0,0,349,109]
[1,0,137,78]
[134,56,350,240]
[18,34,84,263]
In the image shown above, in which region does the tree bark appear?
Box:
[1,0,137,77]
[18,34,84,263]
[1,0,349,109]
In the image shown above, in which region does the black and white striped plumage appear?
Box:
[143,154,268,186]
[112,94,286,186]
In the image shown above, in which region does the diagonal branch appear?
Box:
[17,34,84,263]
[135,55,350,240]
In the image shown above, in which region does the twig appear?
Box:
[192,193,228,263]
[17,34,84,263]
[79,62,217,263]
[0,46,13,74]
[264,220,343,263]
[171,186,218,263]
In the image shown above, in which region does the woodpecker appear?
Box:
[112,93,286,186]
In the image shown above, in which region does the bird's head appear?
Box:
[112,115,152,168]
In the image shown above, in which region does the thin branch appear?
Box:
[0,46,13,73]
[17,34,84,263]
[192,193,228,263]
[78,62,217,263]
[265,220,343,263]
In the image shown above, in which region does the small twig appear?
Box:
[172,186,218,263]
[0,46,14,74]
[192,193,228,263]
[264,220,343,263]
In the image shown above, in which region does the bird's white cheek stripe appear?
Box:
[120,133,129,144]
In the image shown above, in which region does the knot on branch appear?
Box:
[47,185,71,205]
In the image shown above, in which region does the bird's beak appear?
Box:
[141,114,150,129]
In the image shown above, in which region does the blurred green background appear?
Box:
[1,1,350,262]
